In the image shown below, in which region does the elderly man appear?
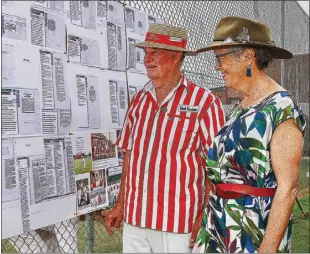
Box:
[103,23,225,253]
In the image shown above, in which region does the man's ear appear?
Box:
[174,51,183,64]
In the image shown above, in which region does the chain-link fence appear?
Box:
[2,1,309,253]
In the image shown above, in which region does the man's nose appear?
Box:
[144,52,152,63]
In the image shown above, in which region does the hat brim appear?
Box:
[195,41,293,59]
[135,41,197,56]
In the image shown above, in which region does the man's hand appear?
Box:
[103,206,124,235]
[189,212,204,248]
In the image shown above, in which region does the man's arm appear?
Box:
[189,174,211,247]
[189,95,225,248]
[103,150,131,235]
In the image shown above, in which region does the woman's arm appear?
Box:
[258,119,303,253]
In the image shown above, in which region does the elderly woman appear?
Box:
[193,16,306,253]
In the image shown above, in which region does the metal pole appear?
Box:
[253,0,259,19]
[296,198,309,219]
[85,212,94,253]
[281,0,285,88]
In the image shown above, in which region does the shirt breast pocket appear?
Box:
[168,113,198,146]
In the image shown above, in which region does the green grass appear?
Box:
[78,220,123,253]
[292,195,310,253]
[74,158,93,175]
[299,157,309,194]
[1,240,16,253]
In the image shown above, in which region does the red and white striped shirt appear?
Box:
[116,76,225,233]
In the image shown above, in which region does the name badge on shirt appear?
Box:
[178,105,199,113]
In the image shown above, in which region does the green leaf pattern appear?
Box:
[193,92,306,253]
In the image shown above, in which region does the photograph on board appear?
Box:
[71,132,93,174]
[76,173,91,210]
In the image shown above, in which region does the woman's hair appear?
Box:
[252,48,274,70]
[233,47,274,70]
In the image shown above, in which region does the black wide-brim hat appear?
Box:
[196,16,293,59]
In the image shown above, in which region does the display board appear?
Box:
[1,0,164,239]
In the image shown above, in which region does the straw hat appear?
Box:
[196,16,293,59]
[135,23,196,56]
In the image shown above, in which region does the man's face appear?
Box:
[143,47,180,87]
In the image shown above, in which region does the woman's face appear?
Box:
[214,48,246,89]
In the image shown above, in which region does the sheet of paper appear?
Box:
[1,88,18,135]
[68,0,96,29]
[89,168,108,209]
[45,11,66,51]
[91,131,118,170]
[31,7,65,51]
[69,0,82,26]
[109,80,128,127]
[58,108,72,135]
[30,8,46,47]
[67,63,102,131]
[17,88,41,135]
[125,6,147,35]
[106,165,122,206]
[33,0,65,13]
[80,37,101,67]
[1,41,41,90]
[68,35,101,67]
[81,0,96,30]
[40,50,55,108]
[48,1,65,13]
[13,136,76,233]
[2,135,77,238]
[100,70,128,130]
[106,1,124,27]
[107,22,126,71]
[75,172,91,215]
[42,109,58,135]
[2,139,19,203]
[52,52,70,109]
[71,132,93,175]
[77,75,89,128]
[87,76,101,129]
[2,44,15,87]
[1,13,27,41]
[40,50,70,110]
[127,34,146,73]
[97,0,107,26]
[16,157,31,234]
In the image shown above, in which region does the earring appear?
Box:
[246,65,252,77]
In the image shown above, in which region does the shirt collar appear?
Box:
[144,74,188,92]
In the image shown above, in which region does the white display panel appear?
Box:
[1,0,164,238]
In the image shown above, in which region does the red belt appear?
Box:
[212,183,277,199]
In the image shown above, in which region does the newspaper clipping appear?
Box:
[107,166,122,206]
[30,7,65,51]
[90,131,118,170]
[71,132,93,174]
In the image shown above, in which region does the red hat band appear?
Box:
[145,32,187,49]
